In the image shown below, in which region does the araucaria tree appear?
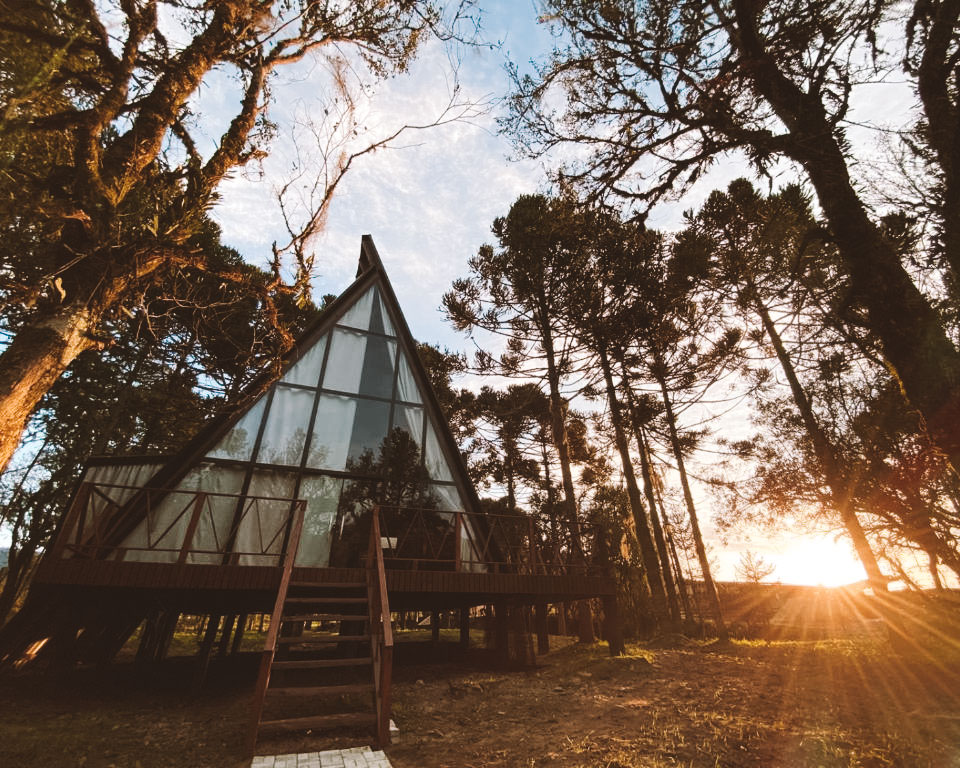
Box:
[505,0,960,475]
[0,0,472,474]
[444,194,597,641]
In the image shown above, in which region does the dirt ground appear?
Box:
[1,633,959,768]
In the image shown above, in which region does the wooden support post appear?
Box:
[218,614,237,659]
[231,613,248,656]
[494,602,509,662]
[577,600,596,643]
[97,614,142,668]
[602,595,625,656]
[135,612,159,665]
[459,607,470,649]
[431,610,441,645]
[557,602,567,636]
[535,603,549,655]
[48,607,83,671]
[153,611,179,663]
[195,613,221,689]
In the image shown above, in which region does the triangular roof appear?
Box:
[104,236,481,563]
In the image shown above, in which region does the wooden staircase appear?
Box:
[248,509,393,754]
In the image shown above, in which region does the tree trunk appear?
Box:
[0,543,35,626]
[635,423,685,621]
[646,448,694,622]
[0,303,97,475]
[752,291,887,590]
[654,368,729,641]
[536,292,592,641]
[596,344,670,624]
[619,370,684,623]
[540,436,560,552]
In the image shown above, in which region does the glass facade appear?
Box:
[118,282,470,567]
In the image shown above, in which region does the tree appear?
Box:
[735,550,777,584]
[444,194,596,641]
[0,223,319,624]
[609,225,736,640]
[505,0,960,475]
[0,0,476,475]
[687,179,888,590]
[473,384,546,512]
[559,201,675,624]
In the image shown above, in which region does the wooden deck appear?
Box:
[33,558,615,613]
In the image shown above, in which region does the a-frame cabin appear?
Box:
[0,236,616,750]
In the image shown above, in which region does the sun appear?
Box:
[771,534,867,587]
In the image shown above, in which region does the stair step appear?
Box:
[285,597,367,605]
[276,634,370,645]
[281,614,368,623]
[266,683,374,698]
[260,712,376,732]
[289,581,367,589]
[271,657,372,670]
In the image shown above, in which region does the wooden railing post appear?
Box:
[177,492,207,565]
[454,512,462,572]
[247,502,305,755]
[50,482,92,559]
[367,506,394,747]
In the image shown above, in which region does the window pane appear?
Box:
[347,398,391,469]
[282,333,328,387]
[295,475,342,567]
[338,285,375,331]
[323,329,396,398]
[322,329,366,394]
[308,394,356,470]
[257,386,314,466]
[329,479,376,567]
[393,405,424,450]
[358,334,396,399]
[185,465,247,565]
[120,463,245,564]
[430,483,464,511]
[370,286,396,336]
[207,398,266,461]
[424,421,454,481]
[395,351,421,404]
[236,470,298,566]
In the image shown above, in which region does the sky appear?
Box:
[204,2,923,587]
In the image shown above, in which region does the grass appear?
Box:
[1,626,959,767]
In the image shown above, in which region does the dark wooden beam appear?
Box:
[459,607,470,649]
[535,603,549,655]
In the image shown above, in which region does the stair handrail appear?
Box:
[367,506,394,747]
[247,501,306,755]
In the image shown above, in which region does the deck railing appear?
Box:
[48,481,307,565]
[45,483,607,578]
[367,508,394,746]
[373,505,608,577]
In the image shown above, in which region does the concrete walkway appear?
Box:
[251,747,392,768]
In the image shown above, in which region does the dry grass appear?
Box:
[387,636,960,768]
[0,624,958,767]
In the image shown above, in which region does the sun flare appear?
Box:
[770,534,867,587]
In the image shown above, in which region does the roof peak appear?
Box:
[356,234,383,277]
